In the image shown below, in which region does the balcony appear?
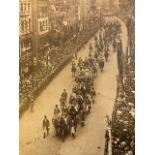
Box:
[39,29,49,35]
[20,11,30,16]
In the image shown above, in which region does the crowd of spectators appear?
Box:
[111,52,135,155]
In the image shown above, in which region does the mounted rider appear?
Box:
[54,104,60,116]
[60,89,68,103]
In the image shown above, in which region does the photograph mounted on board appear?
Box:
[19,0,135,155]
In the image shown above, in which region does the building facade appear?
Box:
[48,0,80,43]
[19,0,33,78]
[32,0,50,61]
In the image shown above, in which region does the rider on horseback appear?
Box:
[61,89,67,102]
[54,104,60,116]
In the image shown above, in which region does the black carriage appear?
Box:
[52,115,70,141]
[75,70,94,89]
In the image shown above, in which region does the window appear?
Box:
[25,20,27,32]
[23,3,26,13]
[45,6,47,14]
[38,7,42,18]
[28,3,30,13]
[29,40,31,48]
[21,3,23,12]
[40,22,43,32]
[29,18,31,32]
[21,21,24,32]
[26,19,30,32]
[42,6,44,14]
[27,40,29,47]
[21,42,25,51]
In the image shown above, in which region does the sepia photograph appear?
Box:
[19,0,135,155]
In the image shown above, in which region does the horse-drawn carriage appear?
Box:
[52,114,70,141]
[52,105,80,141]
[75,69,94,88]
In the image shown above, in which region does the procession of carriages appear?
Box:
[51,27,112,141]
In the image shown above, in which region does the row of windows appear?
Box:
[39,6,48,14]
[20,2,31,14]
[20,18,32,34]
[39,20,48,34]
